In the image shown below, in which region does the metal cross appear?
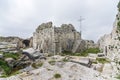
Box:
[78,16,85,35]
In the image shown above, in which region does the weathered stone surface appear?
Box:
[0,54,3,59]
[97,2,120,78]
[33,22,97,54]
[0,36,33,50]
[33,22,82,54]
[36,22,53,32]
[5,57,15,67]
[84,40,98,49]
[97,11,120,60]
[72,40,86,53]
[0,61,106,80]
[97,1,120,60]
[94,63,103,72]
[0,36,21,42]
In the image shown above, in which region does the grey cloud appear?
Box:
[0,0,119,42]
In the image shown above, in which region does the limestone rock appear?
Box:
[0,54,3,59]
[33,22,97,54]
[84,40,98,48]
[33,22,82,54]
[5,57,15,67]
[97,2,120,78]
[36,22,52,32]
[0,36,33,50]
[0,61,106,80]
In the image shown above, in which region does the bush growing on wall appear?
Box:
[117,21,120,32]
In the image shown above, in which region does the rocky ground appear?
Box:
[0,55,119,80]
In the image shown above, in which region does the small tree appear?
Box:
[54,73,61,78]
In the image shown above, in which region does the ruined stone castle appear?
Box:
[33,22,97,54]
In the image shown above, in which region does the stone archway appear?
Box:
[40,49,43,53]
[22,40,30,47]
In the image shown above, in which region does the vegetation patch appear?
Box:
[96,58,110,64]
[3,52,21,60]
[48,60,56,65]
[0,51,4,54]
[92,61,97,64]
[32,63,38,69]
[31,62,43,69]
[0,52,22,77]
[0,59,11,75]
[117,21,120,32]
[78,48,100,56]
[47,68,51,71]
[0,58,22,77]
[62,57,69,62]
[61,51,73,56]
[118,37,120,41]
[37,62,43,67]
[62,48,100,57]
[1,70,20,78]
[54,73,61,78]
[115,74,120,79]
[84,48,100,53]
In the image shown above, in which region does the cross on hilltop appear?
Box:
[78,16,85,35]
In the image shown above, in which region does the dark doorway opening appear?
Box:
[22,40,30,47]
[40,49,43,53]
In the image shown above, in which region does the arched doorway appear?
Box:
[22,40,30,47]
[40,49,43,53]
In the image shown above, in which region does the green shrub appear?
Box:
[116,30,119,33]
[0,52,22,77]
[31,63,37,69]
[117,17,119,20]
[54,73,61,78]
[118,37,120,41]
[76,48,100,57]
[78,52,88,57]
[47,68,51,71]
[84,48,100,53]
[0,59,11,75]
[3,53,21,60]
[92,61,97,64]
[62,58,69,62]
[116,75,120,79]
[10,71,20,76]
[37,62,43,67]
[80,48,100,56]
[62,51,73,56]
[117,21,120,32]
[31,62,43,69]
[96,58,110,64]
[61,48,100,57]
[1,70,20,78]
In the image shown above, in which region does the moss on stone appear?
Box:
[117,21,120,32]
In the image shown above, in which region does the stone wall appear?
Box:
[0,36,33,49]
[97,2,120,60]
[33,22,98,54]
[33,22,82,54]
[84,40,98,49]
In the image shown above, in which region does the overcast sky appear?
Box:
[0,0,119,42]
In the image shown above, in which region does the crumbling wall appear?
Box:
[33,22,81,54]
